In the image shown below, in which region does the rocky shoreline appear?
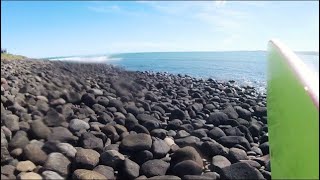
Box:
[1,59,269,180]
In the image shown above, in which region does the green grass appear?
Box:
[1,53,27,61]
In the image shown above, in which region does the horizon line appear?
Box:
[43,49,319,59]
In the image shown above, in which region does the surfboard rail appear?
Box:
[267,39,319,179]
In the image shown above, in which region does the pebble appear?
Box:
[16,160,37,172]
[41,170,64,180]
[23,143,48,165]
[140,159,170,177]
[1,60,269,179]
[75,148,100,169]
[100,150,125,168]
[17,172,42,180]
[120,133,152,152]
[72,169,107,180]
[44,153,70,177]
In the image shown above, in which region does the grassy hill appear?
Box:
[1,52,27,61]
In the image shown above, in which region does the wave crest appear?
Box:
[49,55,121,63]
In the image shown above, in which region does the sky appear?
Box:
[1,1,319,58]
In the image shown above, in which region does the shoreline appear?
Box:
[1,59,269,179]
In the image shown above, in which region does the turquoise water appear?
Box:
[49,51,319,93]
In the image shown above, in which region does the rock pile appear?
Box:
[1,59,269,179]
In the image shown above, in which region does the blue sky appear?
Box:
[1,1,319,58]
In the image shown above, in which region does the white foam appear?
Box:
[49,55,121,63]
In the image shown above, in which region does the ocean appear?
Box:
[48,51,319,94]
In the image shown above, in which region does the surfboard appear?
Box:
[267,39,319,179]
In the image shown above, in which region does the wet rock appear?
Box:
[69,119,90,132]
[1,143,13,164]
[136,114,158,124]
[80,132,104,152]
[17,172,42,180]
[171,146,203,167]
[235,107,251,120]
[41,170,64,180]
[122,158,140,179]
[9,131,29,149]
[125,105,140,116]
[211,155,231,172]
[36,100,50,113]
[164,137,175,147]
[167,119,183,130]
[96,96,109,107]
[56,143,77,158]
[236,118,250,127]
[23,143,48,165]
[172,160,203,177]
[240,160,261,169]
[75,149,100,169]
[224,127,244,137]
[97,112,113,124]
[16,160,37,172]
[260,169,271,180]
[3,114,19,132]
[2,126,12,141]
[179,124,194,133]
[218,136,251,150]
[253,106,267,117]
[8,102,27,113]
[1,165,15,178]
[252,154,270,166]
[259,142,269,155]
[175,136,200,147]
[92,103,106,113]
[44,109,65,127]
[170,109,187,120]
[65,91,81,104]
[151,137,170,158]
[143,120,161,131]
[30,120,51,140]
[101,124,120,143]
[50,98,66,106]
[132,124,150,134]
[176,130,190,138]
[148,175,181,180]
[183,175,214,180]
[201,141,228,158]
[150,129,167,139]
[207,112,228,126]
[72,169,106,180]
[18,121,30,132]
[140,159,170,177]
[207,127,226,140]
[48,127,77,143]
[81,93,96,107]
[191,129,207,139]
[220,162,264,180]
[133,150,154,165]
[100,150,125,168]
[120,133,152,152]
[223,106,239,119]
[228,147,248,163]
[44,153,70,177]
[10,148,23,158]
[93,165,115,180]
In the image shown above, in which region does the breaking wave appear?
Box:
[48,55,121,63]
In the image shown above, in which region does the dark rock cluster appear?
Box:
[1,59,269,179]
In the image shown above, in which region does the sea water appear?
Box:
[48,51,319,94]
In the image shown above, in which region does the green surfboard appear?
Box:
[268,39,319,179]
